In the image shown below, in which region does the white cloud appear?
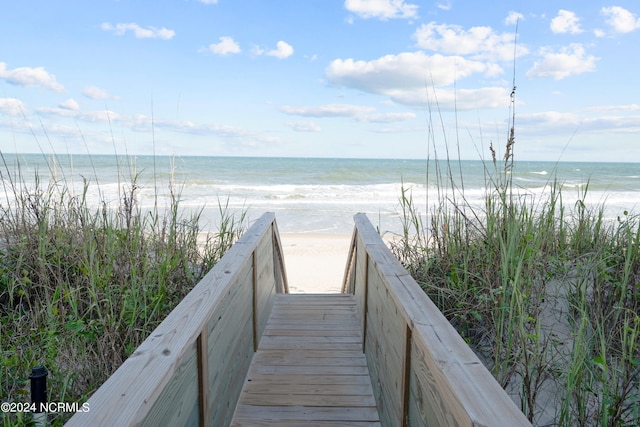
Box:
[206,36,241,55]
[344,0,418,20]
[326,52,509,110]
[526,43,597,80]
[522,111,580,124]
[0,98,26,116]
[601,6,640,33]
[356,112,416,123]
[505,11,524,26]
[594,28,606,38]
[414,22,527,62]
[550,10,583,34]
[281,104,375,118]
[101,22,175,40]
[516,111,581,134]
[197,0,218,4]
[83,86,111,100]
[281,104,417,123]
[391,86,508,109]
[267,41,294,59]
[36,106,121,123]
[586,104,640,112]
[326,51,500,94]
[0,62,64,92]
[518,110,640,135]
[59,98,79,110]
[33,106,281,147]
[436,1,451,11]
[285,120,322,132]
[254,41,294,59]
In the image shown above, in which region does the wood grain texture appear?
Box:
[206,264,254,427]
[65,211,530,426]
[271,220,289,293]
[230,294,381,427]
[348,213,531,427]
[65,212,287,427]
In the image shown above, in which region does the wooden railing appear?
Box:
[342,213,531,427]
[65,212,287,427]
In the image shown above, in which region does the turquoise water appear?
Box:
[1,154,639,234]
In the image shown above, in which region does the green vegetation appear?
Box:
[391,137,640,425]
[0,153,246,426]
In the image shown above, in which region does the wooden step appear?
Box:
[231,294,381,426]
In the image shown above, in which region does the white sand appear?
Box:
[279,233,353,293]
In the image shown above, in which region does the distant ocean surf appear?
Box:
[2,154,639,234]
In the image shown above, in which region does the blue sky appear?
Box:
[1,0,639,161]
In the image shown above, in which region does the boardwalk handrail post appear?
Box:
[29,365,48,427]
[65,212,287,427]
[343,213,531,427]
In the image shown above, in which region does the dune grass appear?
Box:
[0,153,246,426]
[391,139,640,425]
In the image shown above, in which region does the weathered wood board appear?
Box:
[230,294,381,426]
[345,213,532,427]
[64,212,287,427]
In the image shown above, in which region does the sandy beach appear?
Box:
[279,233,353,293]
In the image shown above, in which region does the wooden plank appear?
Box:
[244,374,374,386]
[65,213,279,427]
[269,311,358,317]
[400,324,411,427]
[234,419,380,427]
[259,336,362,346]
[341,228,358,294]
[355,233,368,343]
[249,364,370,375]
[231,294,380,426]
[232,405,380,422]
[240,393,376,407]
[255,229,276,340]
[243,382,375,396]
[206,268,255,427]
[206,262,253,384]
[209,326,254,426]
[141,341,200,427]
[271,220,289,293]
[264,316,360,323]
[363,266,405,426]
[274,294,356,302]
[364,326,400,427]
[271,304,357,310]
[251,355,368,367]
[350,213,531,427]
[258,341,364,351]
[252,349,368,359]
[263,321,361,329]
[197,330,210,427]
[408,334,472,426]
[262,328,361,337]
[253,250,259,351]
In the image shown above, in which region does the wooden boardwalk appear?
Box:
[66,212,531,427]
[231,293,381,426]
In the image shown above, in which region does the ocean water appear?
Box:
[1,153,639,234]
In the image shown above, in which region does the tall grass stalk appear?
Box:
[391,142,639,425]
[0,152,245,426]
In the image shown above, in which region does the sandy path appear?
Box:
[279,233,353,293]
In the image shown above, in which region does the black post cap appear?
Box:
[29,365,48,380]
[30,365,48,411]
